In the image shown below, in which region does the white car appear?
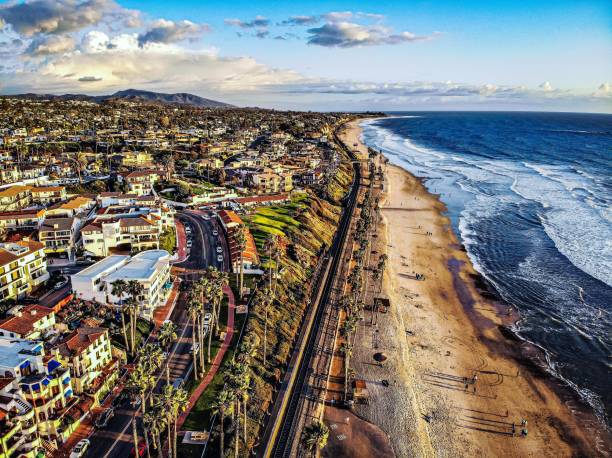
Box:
[212,230,219,236]
[185,226,192,233]
[70,439,90,458]
[216,246,223,253]
[203,313,212,325]
[202,214,210,220]
[186,240,193,247]
[217,254,223,263]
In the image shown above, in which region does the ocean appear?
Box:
[360,112,612,426]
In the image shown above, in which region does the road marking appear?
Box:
[101,306,192,458]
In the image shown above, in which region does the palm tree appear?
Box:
[186,297,200,380]
[128,364,155,458]
[143,407,166,458]
[339,342,354,401]
[122,298,138,357]
[72,151,88,183]
[301,419,329,458]
[126,280,145,351]
[223,360,248,458]
[258,289,273,367]
[210,388,234,457]
[110,279,131,355]
[160,384,189,458]
[234,225,247,300]
[158,321,178,385]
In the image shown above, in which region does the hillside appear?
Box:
[1,89,233,108]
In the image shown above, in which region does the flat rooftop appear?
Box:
[0,337,42,370]
[105,250,169,282]
[72,255,129,280]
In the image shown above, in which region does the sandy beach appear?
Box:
[333,120,609,457]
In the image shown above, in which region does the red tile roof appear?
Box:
[0,305,54,336]
[56,326,107,357]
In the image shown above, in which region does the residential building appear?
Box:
[0,242,49,301]
[0,305,56,340]
[0,337,76,451]
[53,327,118,407]
[70,250,172,319]
[0,209,45,232]
[121,151,153,167]
[218,210,260,272]
[29,187,66,206]
[188,187,239,205]
[46,196,95,218]
[0,186,32,212]
[125,170,160,196]
[38,217,80,261]
[81,216,160,257]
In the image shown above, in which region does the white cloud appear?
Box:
[0,0,127,36]
[539,81,554,92]
[592,83,611,98]
[137,19,209,46]
[224,16,270,29]
[306,21,435,48]
[26,34,75,55]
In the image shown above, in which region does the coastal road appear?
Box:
[83,209,226,458]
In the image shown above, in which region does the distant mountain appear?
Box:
[2,89,233,108]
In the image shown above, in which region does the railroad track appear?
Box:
[260,123,362,457]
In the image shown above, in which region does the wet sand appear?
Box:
[337,120,609,457]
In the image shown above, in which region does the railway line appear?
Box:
[259,122,363,457]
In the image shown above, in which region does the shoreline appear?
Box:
[338,119,610,457]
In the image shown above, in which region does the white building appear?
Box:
[70,250,172,319]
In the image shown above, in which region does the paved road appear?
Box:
[84,210,227,458]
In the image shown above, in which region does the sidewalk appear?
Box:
[153,279,181,330]
[173,218,188,264]
[176,284,236,431]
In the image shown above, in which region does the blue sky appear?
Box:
[0,0,610,111]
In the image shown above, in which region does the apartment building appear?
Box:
[46,196,95,218]
[39,217,81,261]
[29,187,66,206]
[0,186,32,212]
[0,209,45,232]
[218,210,260,272]
[121,151,153,167]
[71,250,172,319]
[0,305,56,340]
[0,242,49,301]
[54,327,118,407]
[0,337,76,454]
[81,216,160,257]
[125,170,160,196]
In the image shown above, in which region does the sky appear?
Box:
[0,0,611,112]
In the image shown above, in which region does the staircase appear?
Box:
[41,439,58,457]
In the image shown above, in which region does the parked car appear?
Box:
[70,439,90,458]
[217,255,223,263]
[216,246,223,253]
[212,230,218,236]
[186,240,193,248]
[95,408,114,428]
[203,313,212,325]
